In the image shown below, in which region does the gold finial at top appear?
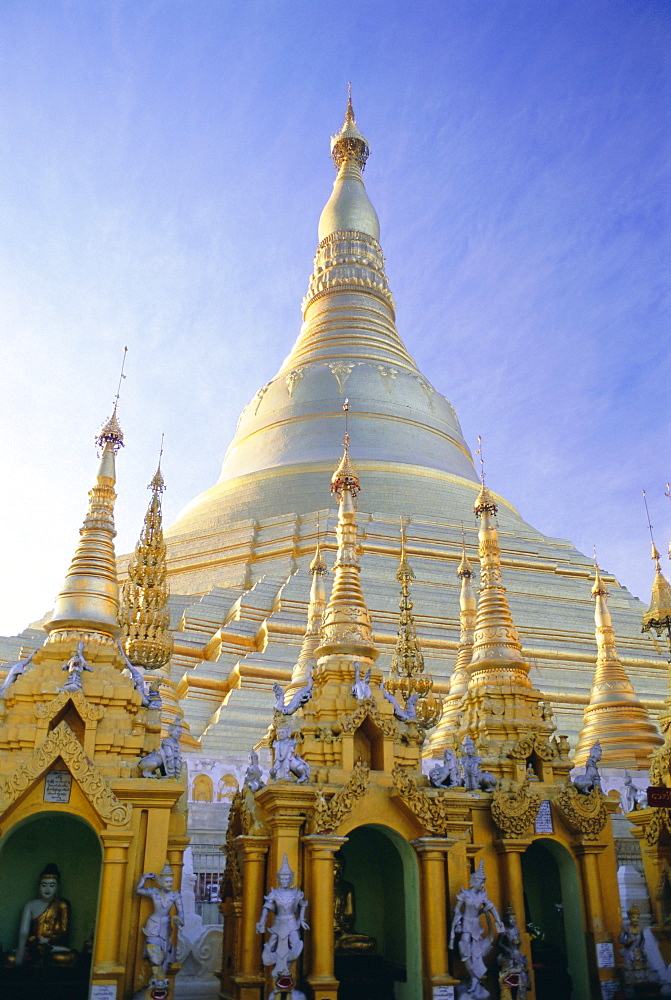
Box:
[397,519,415,584]
[150,434,166,493]
[642,490,662,571]
[331,86,370,172]
[591,560,609,599]
[96,347,128,454]
[457,529,474,579]
[331,399,360,499]
[473,437,498,517]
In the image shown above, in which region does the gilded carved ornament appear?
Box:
[649,744,671,787]
[554,783,609,841]
[340,700,397,737]
[34,689,105,723]
[508,734,557,764]
[644,808,671,847]
[311,760,369,834]
[391,763,456,836]
[0,722,131,826]
[491,779,541,839]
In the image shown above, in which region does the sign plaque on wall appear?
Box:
[90,986,117,1000]
[596,942,615,968]
[534,799,554,834]
[432,988,455,1000]
[44,770,72,804]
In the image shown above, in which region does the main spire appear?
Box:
[44,405,124,643]
[319,86,379,243]
[574,563,662,767]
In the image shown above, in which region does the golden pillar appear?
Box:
[495,839,535,999]
[167,836,190,889]
[92,830,133,980]
[411,838,459,997]
[575,843,618,996]
[233,834,269,1000]
[303,834,348,1000]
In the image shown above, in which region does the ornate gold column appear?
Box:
[411,838,459,994]
[233,835,269,1000]
[495,839,535,996]
[303,834,348,1000]
[575,844,605,933]
[92,830,133,977]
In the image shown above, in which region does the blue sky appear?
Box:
[0,0,669,636]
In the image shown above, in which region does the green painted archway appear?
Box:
[340,824,422,1000]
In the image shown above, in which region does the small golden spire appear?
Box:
[428,534,477,753]
[288,530,329,693]
[331,85,370,172]
[44,357,129,643]
[574,558,662,767]
[319,405,373,654]
[387,523,441,730]
[119,442,174,669]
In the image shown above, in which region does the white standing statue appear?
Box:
[256,855,308,998]
[136,864,185,986]
[449,860,504,1000]
[269,727,310,783]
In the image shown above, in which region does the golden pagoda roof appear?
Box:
[642,545,671,635]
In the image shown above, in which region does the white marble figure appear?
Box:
[270,727,310,783]
[621,770,647,813]
[245,749,265,792]
[60,641,93,692]
[350,661,372,700]
[273,669,314,716]
[0,651,35,698]
[449,860,504,1000]
[14,862,74,967]
[118,643,162,709]
[572,741,602,794]
[497,904,530,999]
[136,864,185,983]
[429,747,462,788]
[460,737,497,792]
[139,719,184,778]
[256,855,308,986]
[380,679,419,721]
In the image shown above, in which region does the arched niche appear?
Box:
[522,838,590,1000]
[192,773,214,802]
[0,811,102,960]
[339,823,421,1000]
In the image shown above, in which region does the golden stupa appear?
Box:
[132,95,666,769]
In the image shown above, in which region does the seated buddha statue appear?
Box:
[333,854,376,954]
[11,863,77,968]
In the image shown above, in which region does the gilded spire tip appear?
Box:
[331,88,369,171]
[331,398,360,498]
[458,529,474,579]
[591,560,608,598]
[96,347,128,454]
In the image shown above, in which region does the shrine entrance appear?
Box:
[0,811,102,1000]
[522,839,589,1000]
[337,824,421,1000]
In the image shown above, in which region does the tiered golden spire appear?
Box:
[318,402,374,657]
[459,459,553,753]
[44,401,125,644]
[286,535,328,693]
[119,449,174,669]
[574,561,662,767]
[386,523,441,730]
[427,535,477,753]
[330,84,370,172]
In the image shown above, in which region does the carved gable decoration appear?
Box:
[554,783,608,841]
[0,721,131,826]
[509,734,556,763]
[491,779,541,838]
[645,807,671,847]
[311,760,369,834]
[391,763,453,835]
[341,700,396,737]
[35,689,105,724]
